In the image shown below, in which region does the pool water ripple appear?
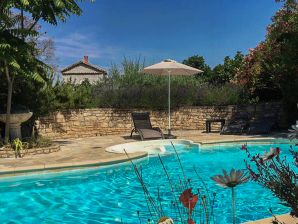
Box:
[0,143,295,223]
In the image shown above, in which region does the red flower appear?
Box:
[188,219,195,224]
[179,188,198,213]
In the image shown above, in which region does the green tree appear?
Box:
[212,51,244,84]
[236,0,298,123]
[0,0,86,142]
[183,53,244,84]
[0,27,46,142]
[182,55,212,81]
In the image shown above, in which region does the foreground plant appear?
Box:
[125,142,216,224]
[243,144,298,218]
[261,147,281,161]
[288,122,298,140]
[12,138,23,158]
[211,169,249,224]
[179,188,198,224]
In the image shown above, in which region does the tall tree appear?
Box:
[236,0,298,123]
[212,51,244,84]
[0,0,86,142]
[182,55,212,81]
[183,52,244,84]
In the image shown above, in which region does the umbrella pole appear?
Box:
[168,70,171,136]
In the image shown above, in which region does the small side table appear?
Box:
[206,119,225,133]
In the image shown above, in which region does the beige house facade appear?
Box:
[62,56,107,84]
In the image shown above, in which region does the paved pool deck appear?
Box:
[0,130,288,176]
[244,214,298,224]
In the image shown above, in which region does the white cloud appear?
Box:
[53,32,121,64]
[52,32,169,70]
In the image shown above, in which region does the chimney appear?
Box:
[83,56,89,63]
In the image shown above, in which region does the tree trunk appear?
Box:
[4,60,14,143]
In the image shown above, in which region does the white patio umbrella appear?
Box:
[140,59,203,136]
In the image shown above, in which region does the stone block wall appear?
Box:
[0,144,60,158]
[36,102,283,139]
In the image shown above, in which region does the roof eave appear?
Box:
[61,60,107,74]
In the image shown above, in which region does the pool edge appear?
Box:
[0,152,147,177]
[0,137,295,177]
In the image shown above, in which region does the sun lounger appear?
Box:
[247,116,277,134]
[221,112,250,135]
[131,112,164,140]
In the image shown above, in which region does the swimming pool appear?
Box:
[0,142,295,223]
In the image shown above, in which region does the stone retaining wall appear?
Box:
[36,102,284,139]
[0,144,60,158]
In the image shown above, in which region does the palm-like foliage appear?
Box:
[0,0,88,141]
[0,0,84,26]
[0,30,47,81]
[0,13,46,142]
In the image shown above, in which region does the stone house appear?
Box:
[61,56,107,84]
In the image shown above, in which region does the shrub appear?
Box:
[197,84,245,106]
[90,59,246,109]
[243,143,298,218]
[236,0,298,124]
[0,58,248,118]
[92,82,244,109]
[23,136,53,149]
[127,144,216,224]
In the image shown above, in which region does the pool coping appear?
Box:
[0,136,294,177]
[0,152,147,176]
[104,137,293,155]
[242,213,298,224]
[194,137,293,145]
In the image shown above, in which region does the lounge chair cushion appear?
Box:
[131,112,164,140]
[138,129,164,139]
[221,119,248,135]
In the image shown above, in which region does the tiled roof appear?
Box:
[61,60,107,75]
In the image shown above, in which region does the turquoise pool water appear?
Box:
[0,142,296,223]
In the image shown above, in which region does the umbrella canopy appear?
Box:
[141,59,202,76]
[140,59,203,136]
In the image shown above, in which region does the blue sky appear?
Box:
[41,0,281,70]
